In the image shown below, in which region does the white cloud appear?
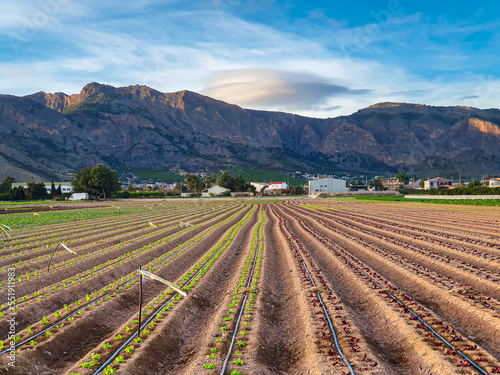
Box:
[1,2,500,118]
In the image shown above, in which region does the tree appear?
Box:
[217,171,234,191]
[56,185,62,196]
[483,174,490,186]
[26,183,48,200]
[173,182,186,195]
[50,181,56,197]
[289,185,306,195]
[127,183,134,192]
[0,176,15,194]
[468,179,481,188]
[233,175,247,192]
[184,174,202,192]
[370,178,384,191]
[9,186,25,200]
[420,178,427,188]
[203,174,217,189]
[395,173,409,185]
[72,165,121,199]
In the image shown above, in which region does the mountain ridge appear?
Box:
[1,82,499,181]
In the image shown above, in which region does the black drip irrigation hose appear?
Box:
[1,208,236,314]
[0,240,195,356]
[220,294,249,375]
[304,210,500,313]
[305,223,489,375]
[320,209,500,281]
[92,234,234,375]
[220,215,265,375]
[282,223,356,375]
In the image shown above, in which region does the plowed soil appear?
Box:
[0,200,499,375]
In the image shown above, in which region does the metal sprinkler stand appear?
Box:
[136,268,187,339]
[47,242,76,273]
[138,265,143,338]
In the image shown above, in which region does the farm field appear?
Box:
[0,199,499,375]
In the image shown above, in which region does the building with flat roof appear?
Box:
[309,178,346,193]
[382,178,400,192]
[423,177,452,190]
[12,182,73,194]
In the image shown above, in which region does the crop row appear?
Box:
[0,206,247,342]
[73,206,258,375]
[281,205,499,373]
[202,206,267,375]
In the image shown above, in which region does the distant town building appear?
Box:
[382,178,400,192]
[250,182,269,193]
[201,185,230,197]
[181,190,196,197]
[309,178,347,193]
[490,178,500,188]
[268,181,288,189]
[424,177,452,190]
[347,185,370,192]
[12,182,73,194]
[263,181,289,195]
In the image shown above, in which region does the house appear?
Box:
[381,178,400,192]
[250,182,269,193]
[268,181,288,189]
[12,182,73,194]
[181,189,196,197]
[490,178,500,188]
[424,177,452,190]
[263,181,288,195]
[201,185,230,197]
[309,178,347,193]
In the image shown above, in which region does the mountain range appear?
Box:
[1,82,499,182]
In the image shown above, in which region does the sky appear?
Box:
[1,0,500,118]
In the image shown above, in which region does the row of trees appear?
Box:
[0,178,54,200]
[181,171,256,193]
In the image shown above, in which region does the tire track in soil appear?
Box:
[0,207,251,375]
[116,207,261,375]
[274,205,460,375]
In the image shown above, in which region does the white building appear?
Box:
[490,178,500,188]
[250,182,269,192]
[424,177,452,190]
[12,182,73,194]
[309,178,346,193]
[268,181,288,189]
[201,185,230,197]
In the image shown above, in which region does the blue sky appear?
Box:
[1,0,500,117]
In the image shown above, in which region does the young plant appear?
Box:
[80,361,95,368]
[233,358,243,366]
[103,366,117,375]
